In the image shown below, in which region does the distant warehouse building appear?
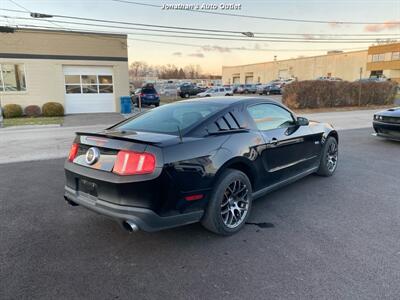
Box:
[367,43,400,82]
[0,27,129,114]
[222,42,400,85]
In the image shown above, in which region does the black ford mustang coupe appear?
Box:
[64,97,339,235]
[373,107,400,141]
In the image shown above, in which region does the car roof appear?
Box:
[179,96,280,106]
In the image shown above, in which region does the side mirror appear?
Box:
[297,117,309,126]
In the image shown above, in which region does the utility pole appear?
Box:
[0,65,3,127]
[0,93,3,128]
[358,67,363,106]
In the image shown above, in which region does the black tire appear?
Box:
[155,103,159,107]
[184,93,190,98]
[316,136,338,177]
[202,169,253,236]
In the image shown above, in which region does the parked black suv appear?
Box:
[178,83,206,98]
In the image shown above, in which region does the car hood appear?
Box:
[376,107,400,117]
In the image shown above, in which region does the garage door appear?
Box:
[245,76,253,84]
[63,66,115,114]
[278,69,289,79]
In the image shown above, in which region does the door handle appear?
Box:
[271,138,278,145]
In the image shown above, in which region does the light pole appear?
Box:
[358,67,363,106]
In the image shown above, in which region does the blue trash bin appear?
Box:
[120,96,132,114]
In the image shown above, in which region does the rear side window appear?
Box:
[207,110,244,134]
[247,104,295,131]
[115,102,227,134]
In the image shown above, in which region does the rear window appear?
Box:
[141,87,156,94]
[115,102,227,134]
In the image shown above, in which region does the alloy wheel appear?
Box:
[326,142,338,172]
[220,180,250,228]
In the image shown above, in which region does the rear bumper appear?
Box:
[137,98,160,104]
[64,186,203,232]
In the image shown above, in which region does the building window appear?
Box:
[0,64,26,92]
[98,75,113,93]
[392,52,400,60]
[372,54,385,62]
[64,74,113,94]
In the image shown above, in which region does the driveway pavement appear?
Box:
[62,113,124,127]
[61,108,149,127]
[302,109,380,130]
[1,128,399,299]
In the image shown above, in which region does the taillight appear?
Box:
[68,143,79,162]
[184,194,204,201]
[140,93,145,97]
[113,150,156,175]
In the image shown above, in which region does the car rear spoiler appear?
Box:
[75,131,159,145]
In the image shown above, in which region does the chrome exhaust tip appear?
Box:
[122,220,139,232]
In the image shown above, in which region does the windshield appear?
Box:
[115,102,227,134]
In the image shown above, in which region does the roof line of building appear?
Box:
[0,53,128,61]
[7,26,128,38]
[222,49,369,69]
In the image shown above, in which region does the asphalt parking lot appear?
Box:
[1,127,399,299]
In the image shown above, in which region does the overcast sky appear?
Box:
[1,0,399,74]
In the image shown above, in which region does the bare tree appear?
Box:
[184,65,196,79]
[129,61,148,79]
[130,62,217,80]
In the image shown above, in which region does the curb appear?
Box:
[1,124,113,132]
[1,124,62,131]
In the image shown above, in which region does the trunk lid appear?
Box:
[72,130,175,172]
